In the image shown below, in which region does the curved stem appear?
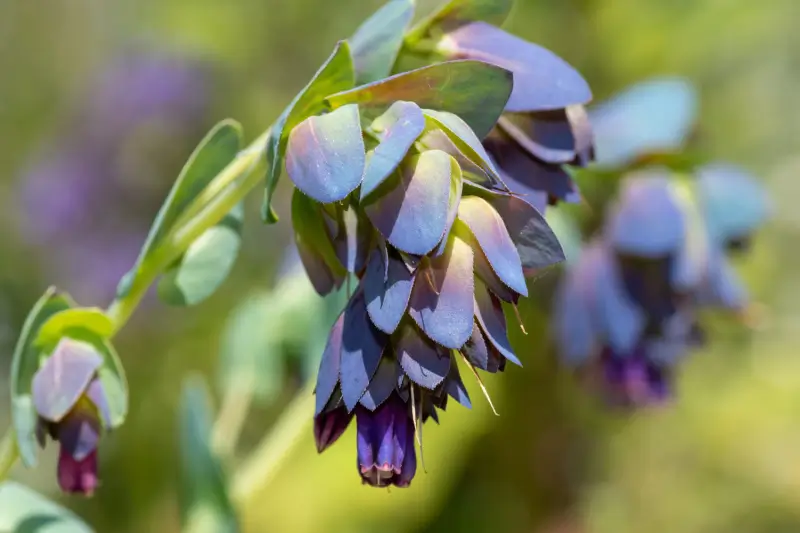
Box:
[229,380,315,506]
[0,428,19,481]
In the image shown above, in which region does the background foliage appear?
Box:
[0,0,796,531]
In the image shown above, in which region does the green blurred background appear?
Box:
[1,0,798,531]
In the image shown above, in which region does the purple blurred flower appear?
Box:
[32,338,113,495]
[17,52,213,305]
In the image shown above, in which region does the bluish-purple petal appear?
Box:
[340,291,388,411]
[474,279,520,366]
[315,312,344,415]
[364,249,415,334]
[396,323,452,389]
[360,356,400,410]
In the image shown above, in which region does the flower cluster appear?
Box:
[275,1,591,486]
[553,166,769,406]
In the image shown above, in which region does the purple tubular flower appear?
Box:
[599,347,671,407]
[355,393,416,488]
[32,338,112,495]
[17,52,212,305]
[433,21,594,210]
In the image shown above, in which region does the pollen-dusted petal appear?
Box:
[360,356,400,410]
[408,233,475,349]
[364,150,453,255]
[361,101,426,201]
[396,323,451,389]
[474,279,521,366]
[439,22,591,112]
[364,249,415,334]
[457,196,527,296]
[461,320,489,370]
[445,359,472,408]
[32,338,103,423]
[488,193,565,275]
[606,174,685,257]
[285,103,366,203]
[315,312,344,416]
[340,291,388,411]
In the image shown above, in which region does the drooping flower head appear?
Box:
[31,338,113,495]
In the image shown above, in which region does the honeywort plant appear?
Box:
[0,0,594,523]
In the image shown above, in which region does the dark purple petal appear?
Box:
[408,233,475,349]
[488,193,565,275]
[340,291,388,411]
[361,101,426,200]
[395,427,417,487]
[364,150,454,255]
[444,359,471,408]
[364,249,415,334]
[285,103,365,203]
[474,279,521,366]
[32,339,103,423]
[457,196,527,296]
[461,320,489,370]
[57,447,99,496]
[355,395,413,487]
[483,130,580,204]
[315,312,344,416]
[57,401,101,462]
[439,22,591,112]
[396,323,452,389]
[360,356,400,410]
[606,173,685,257]
[497,106,593,165]
[314,405,353,453]
[595,250,647,353]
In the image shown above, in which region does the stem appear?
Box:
[229,380,315,506]
[0,428,18,481]
[211,376,254,459]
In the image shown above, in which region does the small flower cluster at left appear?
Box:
[9,288,128,495]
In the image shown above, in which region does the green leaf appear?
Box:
[291,190,347,280]
[10,287,71,467]
[325,60,512,139]
[420,108,503,187]
[34,308,113,350]
[0,481,92,532]
[261,41,356,223]
[179,377,238,533]
[118,120,243,298]
[350,0,415,84]
[405,0,514,43]
[157,203,244,306]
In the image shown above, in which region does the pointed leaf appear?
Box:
[361,101,426,200]
[263,41,355,222]
[291,189,347,296]
[408,233,475,349]
[457,196,527,296]
[364,150,453,255]
[461,319,489,370]
[326,60,513,139]
[474,278,520,366]
[359,356,399,410]
[0,481,92,532]
[10,288,71,467]
[350,0,415,84]
[119,120,243,297]
[489,193,565,275]
[158,203,244,306]
[445,358,472,408]
[179,377,238,533]
[315,312,344,415]
[438,23,592,112]
[397,324,451,389]
[340,291,387,411]
[285,104,365,203]
[590,77,697,168]
[364,249,415,334]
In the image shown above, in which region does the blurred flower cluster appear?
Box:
[17,52,214,306]
[553,79,770,406]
